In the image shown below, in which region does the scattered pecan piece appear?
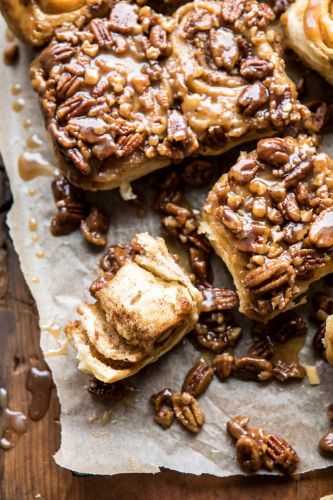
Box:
[227,416,299,474]
[90,244,134,295]
[189,247,210,285]
[221,0,245,23]
[150,388,175,429]
[50,175,88,236]
[87,378,126,400]
[200,286,238,312]
[212,353,235,381]
[182,359,213,398]
[167,110,189,142]
[80,206,109,246]
[247,336,274,359]
[171,392,205,433]
[193,311,242,353]
[312,292,333,323]
[234,356,273,382]
[319,431,333,457]
[272,360,305,382]
[228,158,261,184]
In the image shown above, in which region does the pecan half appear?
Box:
[272,360,305,382]
[256,138,290,167]
[221,0,245,23]
[193,311,242,353]
[212,353,235,381]
[240,57,273,81]
[264,434,300,473]
[171,392,205,433]
[150,388,175,429]
[319,431,333,457]
[236,436,264,472]
[200,286,238,312]
[234,356,273,382]
[266,311,307,344]
[237,82,268,116]
[247,336,274,359]
[182,359,213,398]
[209,28,239,71]
[309,208,333,249]
[312,324,327,360]
[80,206,109,246]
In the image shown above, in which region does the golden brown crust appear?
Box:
[282,0,333,85]
[30,0,311,191]
[65,233,202,383]
[0,0,112,46]
[201,136,333,322]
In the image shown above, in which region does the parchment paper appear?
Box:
[1,17,333,476]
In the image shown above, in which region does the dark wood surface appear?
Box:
[1,164,333,500]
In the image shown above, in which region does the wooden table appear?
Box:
[1,163,333,500]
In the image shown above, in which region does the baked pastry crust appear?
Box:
[30,0,310,191]
[282,0,333,85]
[65,233,202,382]
[201,135,333,322]
[0,0,111,46]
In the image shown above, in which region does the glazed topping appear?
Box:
[30,0,311,185]
[213,135,333,317]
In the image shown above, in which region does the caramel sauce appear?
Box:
[37,0,86,14]
[12,98,25,112]
[5,28,14,42]
[18,151,53,181]
[28,217,38,231]
[272,335,306,365]
[32,235,39,242]
[101,409,113,426]
[35,251,45,259]
[11,83,21,95]
[26,367,53,421]
[0,388,27,450]
[31,277,40,284]
[26,134,43,150]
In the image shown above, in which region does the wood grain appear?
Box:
[1,163,333,500]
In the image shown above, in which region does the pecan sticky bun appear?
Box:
[201,135,333,321]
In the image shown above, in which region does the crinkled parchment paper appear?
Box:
[1,17,333,476]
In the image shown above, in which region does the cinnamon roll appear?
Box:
[282,0,333,85]
[65,233,202,383]
[201,135,333,322]
[0,0,111,46]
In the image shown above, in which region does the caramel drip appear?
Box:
[44,340,68,358]
[12,98,25,112]
[26,367,53,421]
[273,336,306,365]
[11,84,22,95]
[28,217,37,231]
[26,134,43,149]
[18,151,53,181]
[36,0,86,14]
[0,388,27,450]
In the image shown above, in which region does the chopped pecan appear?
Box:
[279,193,301,222]
[200,286,238,312]
[67,148,91,175]
[149,25,171,57]
[266,311,307,344]
[309,208,333,249]
[256,138,291,167]
[269,82,293,129]
[247,336,274,360]
[109,3,139,35]
[234,356,273,382]
[150,388,175,429]
[291,248,325,277]
[87,378,126,400]
[80,206,109,247]
[244,2,275,29]
[167,110,189,142]
[171,392,205,433]
[181,160,213,187]
[237,82,268,116]
[240,57,273,81]
[91,18,113,48]
[212,353,235,381]
[272,360,305,382]
[209,28,239,71]
[221,0,245,23]
[182,359,213,398]
[189,247,210,285]
[193,311,242,353]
